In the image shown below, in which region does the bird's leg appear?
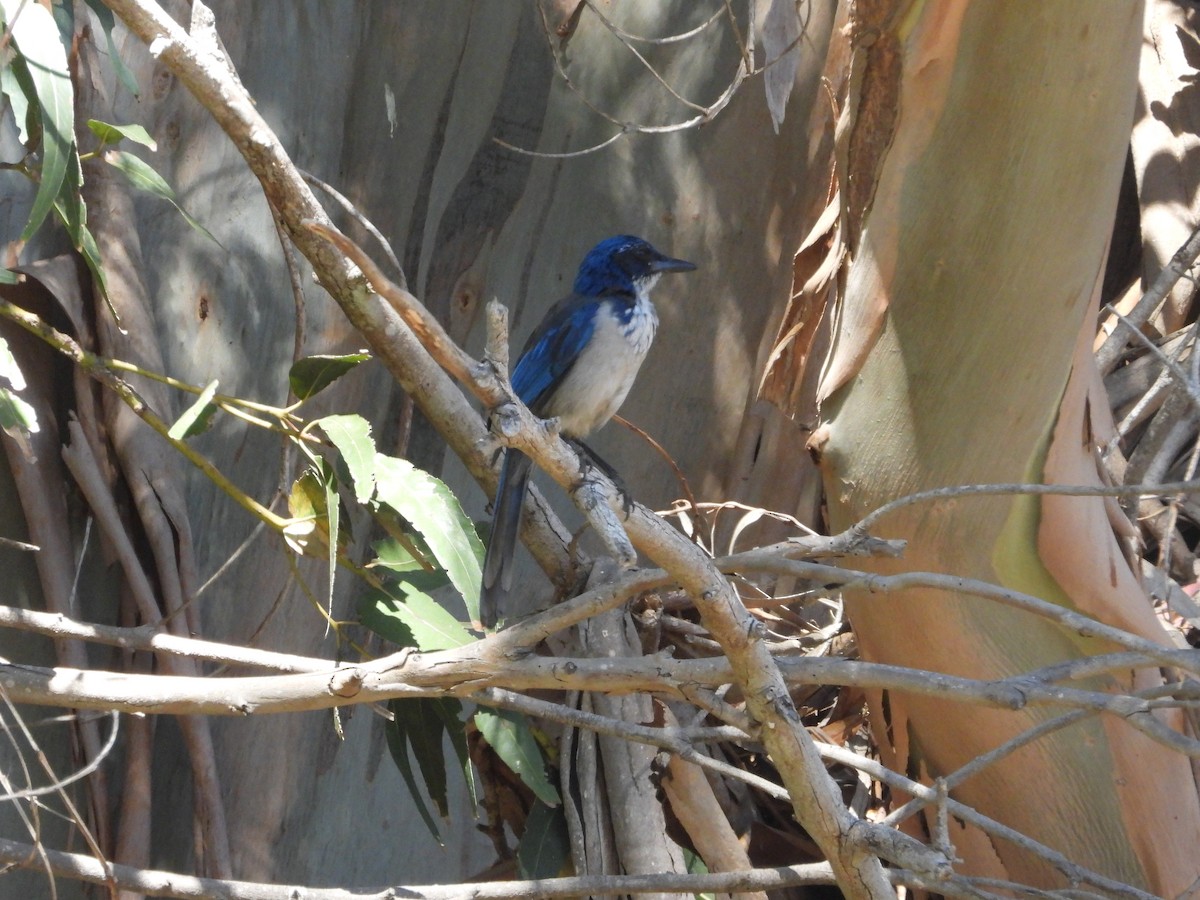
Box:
[567,437,634,515]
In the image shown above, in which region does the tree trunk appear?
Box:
[808,2,1200,891]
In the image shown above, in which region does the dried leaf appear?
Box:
[758,193,844,417]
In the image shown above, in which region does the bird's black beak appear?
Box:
[650,254,697,274]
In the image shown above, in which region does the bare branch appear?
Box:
[0,709,119,803]
[299,168,406,287]
[1097,221,1200,374]
[814,743,1158,900]
[0,833,849,899]
[855,476,1200,533]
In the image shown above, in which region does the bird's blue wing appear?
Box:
[511,295,598,413]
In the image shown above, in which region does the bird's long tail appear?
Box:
[480,449,533,628]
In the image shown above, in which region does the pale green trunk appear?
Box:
[816,2,1200,890]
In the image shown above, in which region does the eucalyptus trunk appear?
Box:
[806,3,1200,891]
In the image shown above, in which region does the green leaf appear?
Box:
[475,708,560,807]
[384,699,443,844]
[76,222,113,315]
[322,455,339,617]
[0,335,39,440]
[316,413,376,504]
[390,699,450,818]
[167,380,219,440]
[518,800,569,879]
[431,697,475,809]
[102,148,174,197]
[683,847,710,875]
[103,150,220,245]
[379,571,451,607]
[0,330,35,435]
[0,269,19,285]
[369,535,453,597]
[283,463,347,558]
[288,352,371,401]
[0,338,27,390]
[682,849,715,900]
[370,535,431,574]
[80,0,141,97]
[87,119,157,150]
[0,387,39,435]
[681,849,714,900]
[52,141,86,246]
[358,583,472,651]
[7,0,74,241]
[0,62,32,145]
[357,589,414,647]
[373,453,483,620]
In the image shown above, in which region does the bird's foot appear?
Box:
[569,438,634,516]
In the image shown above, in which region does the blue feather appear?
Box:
[511,298,598,413]
[479,235,695,628]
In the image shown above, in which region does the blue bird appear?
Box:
[480,235,696,628]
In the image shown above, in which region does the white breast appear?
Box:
[542,293,658,437]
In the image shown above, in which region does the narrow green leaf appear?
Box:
[374,453,483,620]
[384,700,443,844]
[359,583,471,651]
[0,333,39,433]
[0,269,19,285]
[686,854,716,900]
[103,148,173,198]
[76,223,114,317]
[167,380,219,440]
[682,849,715,900]
[0,63,32,145]
[288,352,371,401]
[316,413,376,504]
[475,708,560,807]
[8,1,74,241]
[103,150,220,246]
[391,699,450,818]
[0,387,39,435]
[52,142,86,246]
[80,0,141,97]
[431,698,475,809]
[683,847,710,875]
[518,800,569,879]
[87,119,157,150]
[322,455,339,619]
[0,338,27,390]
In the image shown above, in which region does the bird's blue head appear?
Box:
[573,235,697,298]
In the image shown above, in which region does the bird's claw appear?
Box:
[574,451,634,516]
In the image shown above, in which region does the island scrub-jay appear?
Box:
[480,235,696,628]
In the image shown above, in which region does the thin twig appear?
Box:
[1102,303,1200,419]
[0,300,288,530]
[814,743,1158,900]
[855,475,1200,533]
[299,169,406,286]
[1097,221,1200,374]
[583,2,726,45]
[0,710,119,802]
